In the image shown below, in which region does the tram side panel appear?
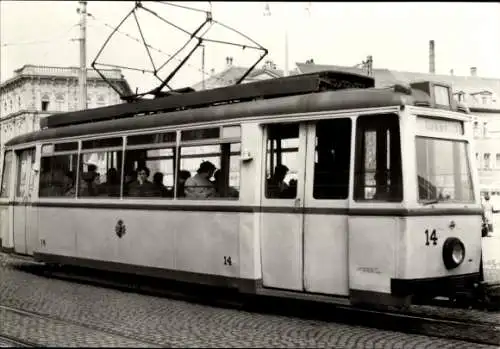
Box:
[36,204,253,287]
[0,204,13,251]
[348,216,403,305]
[37,206,79,259]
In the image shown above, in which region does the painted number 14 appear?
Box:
[424,229,438,246]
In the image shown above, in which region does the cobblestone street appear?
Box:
[0,253,497,348]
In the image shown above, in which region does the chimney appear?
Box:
[470,67,477,77]
[429,40,435,74]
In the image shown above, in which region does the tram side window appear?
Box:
[78,151,122,198]
[354,114,402,202]
[78,137,123,198]
[313,119,352,199]
[265,124,299,199]
[123,132,177,199]
[0,151,13,198]
[39,150,78,197]
[179,143,240,200]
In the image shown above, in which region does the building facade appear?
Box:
[0,65,132,178]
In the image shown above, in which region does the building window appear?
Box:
[484,153,491,170]
[496,153,500,169]
[96,95,105,107]
[473,121,480,138]
[483,122,488,138]
[41,95,50,111]
[482,96,487,104]
[55,94,65,112]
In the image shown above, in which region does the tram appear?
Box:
[0,70,488,308]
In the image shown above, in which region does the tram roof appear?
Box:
[5,76,463,147]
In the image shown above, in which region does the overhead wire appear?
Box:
[87,12,235,87]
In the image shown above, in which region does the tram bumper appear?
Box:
[390,273,481,299]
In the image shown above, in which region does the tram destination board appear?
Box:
[41,70,375,129]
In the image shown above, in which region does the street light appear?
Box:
[263,2,289,77]
[263,2,311,77]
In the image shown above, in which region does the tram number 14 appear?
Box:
[224,256,232,266]
[424,229,438,246]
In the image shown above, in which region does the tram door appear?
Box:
[260,119,353,293]
[260,123,307,291]
[13,147,36,255]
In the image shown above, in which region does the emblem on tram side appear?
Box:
[115,219,126,238]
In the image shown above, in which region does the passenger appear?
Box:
[63,171,75,196]
[123,170,137,196]
[153,172,171,197]
[80,168,99,197]
[176,170,191,198]
[282,178,297,198]
[213,169,238,198]
[482,194,499,237]
[127,166,156,197]
[99,168,120,197]
[267,164,289,198]
[184,161,217,199]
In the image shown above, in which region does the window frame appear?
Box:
[415,136,474,204]
[39,141,79,199]
[353,113,403,203]
[0,150,14,199]
[178,125,242,201]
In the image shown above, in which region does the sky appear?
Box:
[1,1,500,94]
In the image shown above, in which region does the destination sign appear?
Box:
[416,117,464,136]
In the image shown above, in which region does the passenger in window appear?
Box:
[98,168,120,197]
[63,171,75,196]
[80,168,99,197]
[213,169,238,198]
[184,161,217,199]
[123,170,137,196]
[267,164,290,198]
[176,170,191,198]
[153,172,171,197]
[282,178,297,198]
[128,167,156,197]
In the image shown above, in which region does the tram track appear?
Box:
[0,333,40,347]
[5,257,500,347]
[0,304,163,347]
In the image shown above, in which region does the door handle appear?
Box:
[294,198,301,207]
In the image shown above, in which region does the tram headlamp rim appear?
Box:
[442,237,465,270]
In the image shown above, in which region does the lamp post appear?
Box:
[263,2,289,77]
[263,2,311,77]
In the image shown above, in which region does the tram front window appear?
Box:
[416,137,473,203]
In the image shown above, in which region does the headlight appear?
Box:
[442,237,465,270]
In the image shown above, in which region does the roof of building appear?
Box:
[191,65,285,91]
[296,62,500,110]
[1,65,133,95]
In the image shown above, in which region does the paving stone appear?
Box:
[0,253,497,348]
